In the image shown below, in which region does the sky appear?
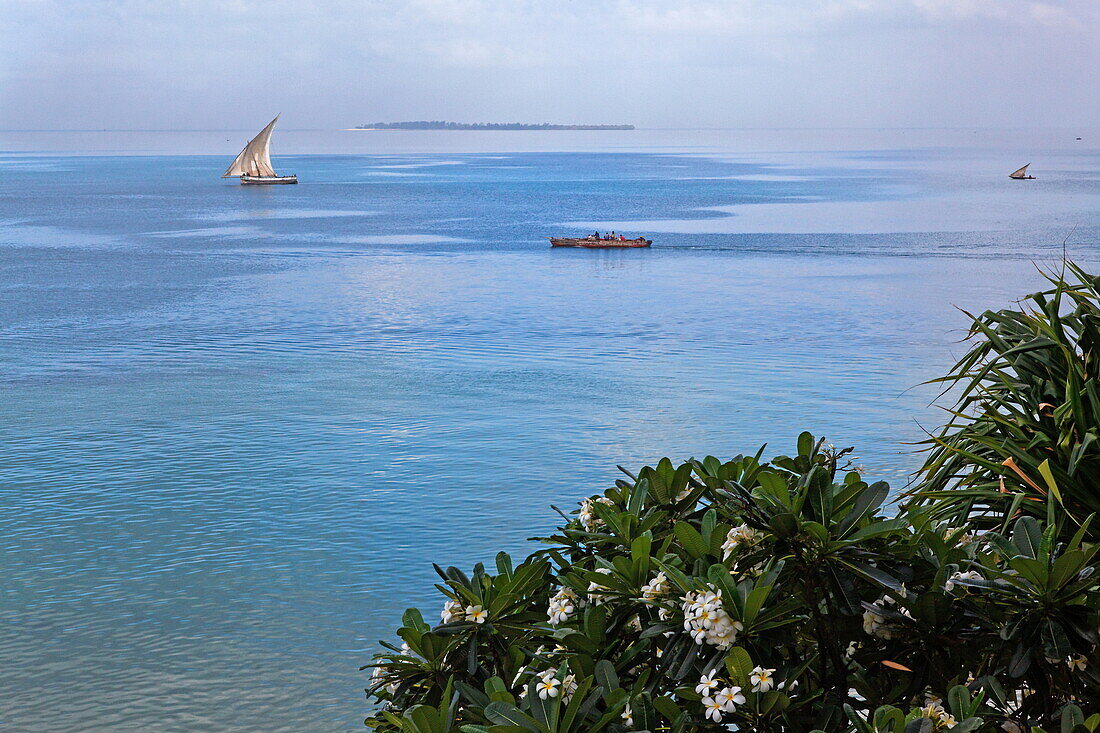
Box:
[1,0,1098,130]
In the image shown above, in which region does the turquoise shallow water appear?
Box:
[1,132,1099,730]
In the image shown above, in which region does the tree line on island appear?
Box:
[355,121,635,130]
[365,263,1100,732]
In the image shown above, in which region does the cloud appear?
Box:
[0,0,1097,129]
[616,0,1095,34]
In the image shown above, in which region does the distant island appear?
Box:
[354,121,634,131]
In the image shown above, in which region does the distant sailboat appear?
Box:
[1009,163,1035,180]
[223,115,297,184]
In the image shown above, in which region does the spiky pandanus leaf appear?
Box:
[909,262,1100,542]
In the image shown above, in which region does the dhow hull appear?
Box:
[549,237,651,248]
[241,175,298,185]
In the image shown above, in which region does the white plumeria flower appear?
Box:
[941,713,958,728]
[750,666,776,693]
[681,586,742,649]
[620,704,633,727]
[441,598,464,623]
[640,571,670,601]
[547,586,582,626]
[721,524,763,559]
[1068,654,1088,671]
[465,605,488,624]
[947,528,977,546]
[577,496,615,531]
[371,665,392,693]
[587,567,614,605]
[715,686,745,712]
[695,672,720,695]
[701,696,724,722]
[561,673,578,703]
[373,664,399,695]
[944,569,983,593]
[862,595,908,639]
[922,702,945,719]
[536,675,560,699]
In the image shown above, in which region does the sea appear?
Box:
[1,128,1098,730]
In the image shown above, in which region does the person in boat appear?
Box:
[610,231,616,240]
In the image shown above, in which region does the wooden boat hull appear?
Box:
[549,237,651,248]
[1009,176,1035,180]
[241,174,298,185]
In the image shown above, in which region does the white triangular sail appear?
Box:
[1009,163,1031,179]
[223,115,280,177]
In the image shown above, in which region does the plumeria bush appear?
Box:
[365,435,1099,731]
[365,266,1100,732]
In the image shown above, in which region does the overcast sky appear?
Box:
[1,0,1097,130]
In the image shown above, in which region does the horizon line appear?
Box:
[0,126,1096,133]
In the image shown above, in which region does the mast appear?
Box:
[223,115,280,177]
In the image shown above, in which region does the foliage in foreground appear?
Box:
[365,265,1100,731]
[910,263,1100,543]
[364,436,1099,731]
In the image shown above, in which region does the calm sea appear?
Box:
[1,129,1098,730]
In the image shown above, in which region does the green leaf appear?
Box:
[674,522,711,559]
[797,431,814,458]
[742,581,773,625]
[483,702,541,732]
[652,695,681,722]
[844,703,874,733]
[947,685,969,717]
[723,646,753,686]
[1063,704,1085,733]
[631,533,652,568]
[1049,549,1087,590]
[846,517,908,542]
[836,481,890,536]
[583,604,607,643]
[1036,459,1063,506]
[840,560,904,593]
[768,512,799,538]
[1012,516,1043,558]
[904,718,933,733]
[701,509,717,547]
[594,660,618,700]
[559,677,593,731]
[1041,619,1072,661]
[495,552,513,580]
[627,478,649,516]
[631,693,656,731]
